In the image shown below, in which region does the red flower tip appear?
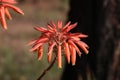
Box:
[0,0,24,30]
[29,20,89,68]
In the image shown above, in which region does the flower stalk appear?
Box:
[37,55,57,80]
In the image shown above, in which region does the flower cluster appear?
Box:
[28,20,89,68]
[0,0,24,29]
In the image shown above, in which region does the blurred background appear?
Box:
[0,0,69,80]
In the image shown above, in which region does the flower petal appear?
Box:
[2,0,17,4]
[30,43,43,52]
[68,40,82,56]
[63,22,77,32]
[62,21,71,30]
[47,25,53,30]
[48,42,56,55]
[75,41,89,54]
[47,54,52,63]
[66,22,77,32]
[34,27,49,33]
[47,42,56,63]
[5,8,12,20]
[69,36,80,41]
[68,33,88,38]
[4,3,24,15]
[38,46,43,60]
[63,42,70,64]
[36,37,49,44]
[47,24,56,32]
[57,45,62,68]
[69,45,76,65]
[49,20,56,29]
[0,7,7,29]
[57,20,62,29]
[78,34,88,38]
[27,39,38,45]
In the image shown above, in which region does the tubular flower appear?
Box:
[0,0,24,30]
[28,20,89,68]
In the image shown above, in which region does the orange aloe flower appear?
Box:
[28,20,89,68]
[0,0,24,30]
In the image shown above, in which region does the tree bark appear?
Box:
[97,0,120,80]
[61,0,120,80]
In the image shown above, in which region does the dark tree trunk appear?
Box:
[61,0,120,80]
[97,0,120,80]
[61,0,99,80]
